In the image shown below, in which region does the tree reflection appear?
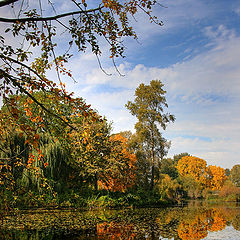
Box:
[177,217,208,240]
[233,215,240,231]
[97,222,136,239]
[1,204,240,240]
[176,208,227,240]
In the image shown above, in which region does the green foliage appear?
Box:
[231,164,240,186]
[126,80,175,189]
[173,152,190,164]
[179,175,203,199]
[159,158,178,179]
[155,174,180,201]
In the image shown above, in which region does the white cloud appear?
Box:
[66,25,240,168]
[234,8,240,15]
[167,136,239,169]
[1,1,239,169]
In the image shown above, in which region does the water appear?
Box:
[1,201,240,239]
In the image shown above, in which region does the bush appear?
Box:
[219,180,240,201]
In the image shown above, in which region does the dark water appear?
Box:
[1,201,240,239]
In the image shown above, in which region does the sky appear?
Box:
[1,0,240,169]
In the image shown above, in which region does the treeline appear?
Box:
[0,81,239,211]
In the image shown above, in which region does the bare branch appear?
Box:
[96,54,112,76]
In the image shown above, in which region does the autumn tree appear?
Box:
[0,91,95,195]
[0,1,164,192]
[126,80,175,189]
[98,134,136,192]
[70,118,112,191]
[230,164,240,187]
[207,165,227,190]
[176,156,207,185]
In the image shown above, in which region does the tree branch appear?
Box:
[0,69,77,130]
[0,54,45,82]
[0,6,103,23]
[0,0,18,7]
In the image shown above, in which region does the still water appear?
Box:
[1,201,240,239]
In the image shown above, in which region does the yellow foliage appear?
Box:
[207,165,227,190]
[177,156,207,185]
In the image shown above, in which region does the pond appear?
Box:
[1,201,240,239]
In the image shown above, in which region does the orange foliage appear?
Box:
[97,221,136,240]
[98,134,136,192]
[207,165,227,190]
[177,156,207,185]
[177,208,227,240]
[208,213,226,232]
[177,217,208,240]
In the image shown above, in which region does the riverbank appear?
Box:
[1,189,174,213]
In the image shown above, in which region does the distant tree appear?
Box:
[231,165,240,187]
[156,174,180,201]
[126,80,175,189]
[219,180,240,200]
[225,168,231,177]
[176,156,207,185]
[173,153,190,164]
[179,175,202,199]
[207,165,227,190]
[159,158,178,179]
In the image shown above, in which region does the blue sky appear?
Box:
[1,0,240,169]
[59,0,240,169]
[64,0,240,169]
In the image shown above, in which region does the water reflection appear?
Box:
[1,202,240,239]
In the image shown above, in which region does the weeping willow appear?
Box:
[0,130,74,195]
[0,132,29,189]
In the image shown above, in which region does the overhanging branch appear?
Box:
[0,0,18,7]
[0,6,103,23]
[0,69,77,131]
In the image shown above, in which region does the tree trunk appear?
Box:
[94,173,98,191]
[150,129,155,190]
[151,165,154,190]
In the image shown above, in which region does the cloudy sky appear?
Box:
[61,0,240,169]
[1,0,240,169]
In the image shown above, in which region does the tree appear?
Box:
[225,168,230,177]
[70,118,112,191]
[173,153,190,164]
[231,164,240,187]
[126,80,175,189]
[207,165,227,190]
[176,156,207,185]
[0,91,94,189]
[0,0,163,129]
[159,158,178,179]
[98,134,136,192]
[0,1,164,190]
